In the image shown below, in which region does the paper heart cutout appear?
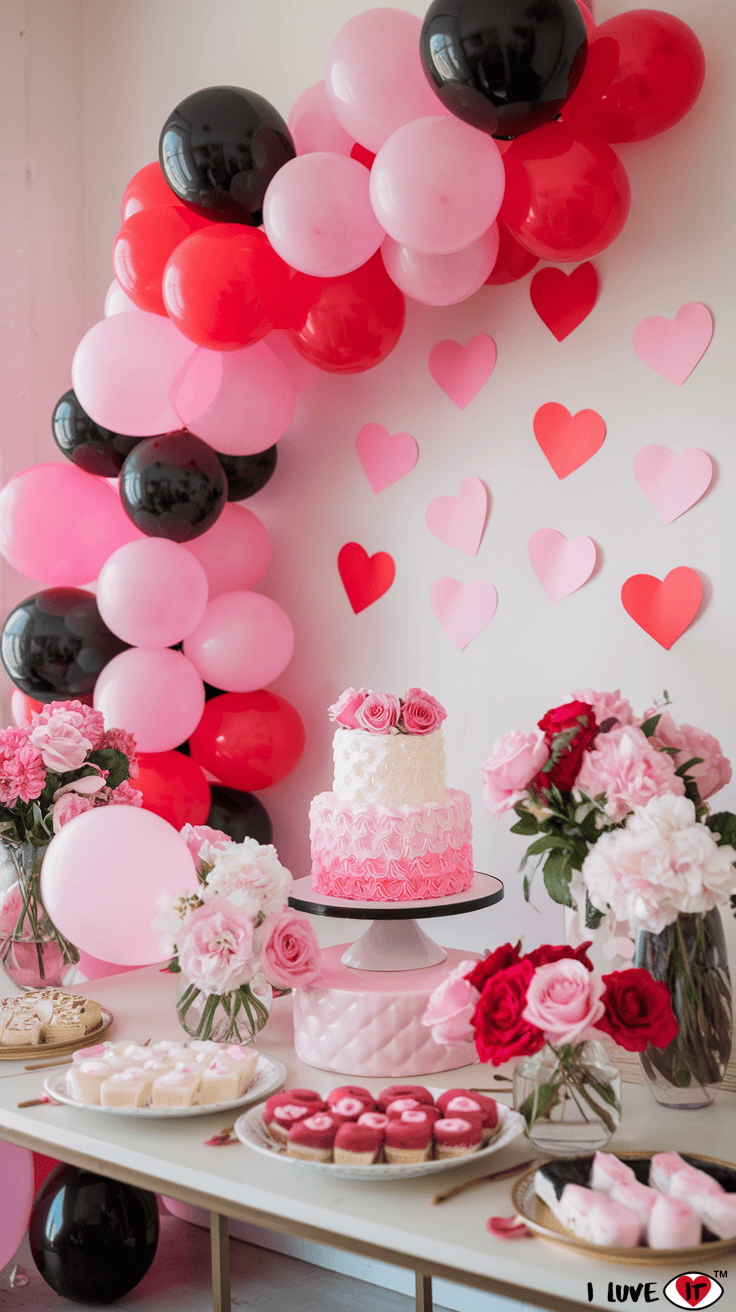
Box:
[428,334,496,409]
[356,423,418,493]
[528,529,597,603]
[338,542,395,614]
[633,302,713,386]
[530,263,598,341]
[533,403,606,479]
[426,478,488,556]
[675,1276,713,1307]
[633,445,713,524]
[430,577,498,649]
[621,567,702,649]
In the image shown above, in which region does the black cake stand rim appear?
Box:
[288,871,504,920]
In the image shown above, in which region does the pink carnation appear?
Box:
[575,724,684,821]
[481,729,549,818]
[572,689,634,729]
[177,901,256,995]
[355,691,400,734]
[522,958,606,1046]
[99,727,139,778]
[645,710,732,802]
[29,715,91,773]
[401,688,447,735]
[421,959,480,1045]
[0,729,46,806]
[31,700,105,749]
[106,780,143,806]
[261,911,321,988]
[328,687,369,729]
[53,792,96,833]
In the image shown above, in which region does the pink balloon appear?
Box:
[0,1142,34,1268]
[97,538,209,647]
[381,224,499,305]
[288,81,354,156]
[265,330,320,391]
[94,647,205,753]
[187,342,296,455]
[326,8,441,153]
[183,503,270,597]
[41,806,195,964]
[0,463,141,587]
[183,591,294,692]
[263,153,384,278]
[371,116,505,255]
[104,278,137,315]
[77,949,140,979]
[71,310,223,437]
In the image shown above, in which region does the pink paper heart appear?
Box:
[430,577,498,649]
[426,478,488,556]
[632,302,713,386]
[428,334,496,409]
[528,528,597,603]
[355,423,419,493]
[633,445,713,524]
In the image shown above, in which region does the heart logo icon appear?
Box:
[633,445,713,524]
[675,1275,713,1306]
[528,529,597,603]
[426,478,488,557]
[356,423,418,493]
[633,302,713,386]
[428,334,496,409]
[337,543,395,614]
[530,262,598,341]
[533,403,606,479]
[621,567,702,648]
[430,577,498,649]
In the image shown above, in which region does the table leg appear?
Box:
[415,1271,433,1312]
[210,1212,231,1312]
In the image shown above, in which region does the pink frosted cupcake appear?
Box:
[385,1098,442,1126]
[436,1089,498,1140]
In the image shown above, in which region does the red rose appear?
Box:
[464,941,522,994]
[525,941,595,973]
[534,700,597,794]
[595,969,679,1053]
[472,960,546,1065]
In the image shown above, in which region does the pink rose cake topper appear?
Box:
[328,685,447,735]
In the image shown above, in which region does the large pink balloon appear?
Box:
[370,117,505,255]
[0,1142,34,1268]
[41,806,195,964]
[77,949,139,979]
[183,591,294,692]
[104,278,137,315]
[97,538,209,647]
[381,225,499,305]
[71,310,223,437]
[326,8,441,153]
[263,153,384,278]
[187,342,296,455]
[183,504,270,597]
[265,330,320,392]
[288,81,354,156]
[0,463,141,587]
[94,647,205,752]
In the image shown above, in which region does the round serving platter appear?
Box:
[0,1007,113,1061]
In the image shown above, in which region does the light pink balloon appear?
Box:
[326,8,441,153]
[77,949,140,978]
[0,1142,34,1268]
[183,590,294,692]
[381,224,499,305]
[41,806,195,965]
[0,462,141,587]
[371,116,505,254]
[263,153,384,277]
[71,310,223,437]
[104,278,137,315]
[97,538,209,647]
[94,647,205,753]
[265,330,320,391]
[288,81,354,156]
[184,504,270,597]
[187,342,296,455]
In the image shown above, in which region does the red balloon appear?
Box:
[135,749,211,828]
[122,162,180,221]
[560,10,705,143]
[112,207,210,316]
[485,221,539,285]
[163,226,290,350]
[11,689,94,728]
[499,123,630,263]
[189,691,305,791]
[287,252,405,374]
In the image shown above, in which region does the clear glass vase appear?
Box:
[513,1039,622,1155]
[176,972,272,1044]
[634,908,732,1109]
[0,838,79,990]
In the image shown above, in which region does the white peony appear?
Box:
[201,839,292,919]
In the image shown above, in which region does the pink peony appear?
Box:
[261,911,321,988]
[99,727,139,777]
[575,724,684,821]
[522,958,606,1046]
[401,688,447,735]
[53,791,96,832]
[177,901,256,995]
[31,700,105,749]
[572,688,634,729]
[29,715,91,773]
[180,824,232,868]
[328,687,369,729]
[645,710,732,802]
[355,691,401,734]
[421,959,480,1045]
[481,729,549,818]
[0,729,46,805]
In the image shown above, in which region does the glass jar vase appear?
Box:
[0,838,79,990]
[176,972,272,1044]
[513,1039,622,1155]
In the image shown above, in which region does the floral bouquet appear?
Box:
[157,824,322,1044]
[329,686,446,735]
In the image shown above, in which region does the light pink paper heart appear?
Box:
[528,528,597,604]
[633,445,713,524]
[426,477,488,556]
[428,334,496,409]
[632,302,713,386]
[431,577,498,649]
[355,423,419,493]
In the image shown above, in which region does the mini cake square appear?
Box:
[287,1113,339,1162]
[433,1116,482,1159]
[334,1122,384,1165]
[100,1066,151,1108]
[384,1112,433,1164]
[150,1064,202,1108]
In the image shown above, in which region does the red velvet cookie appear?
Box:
[377,1084,434,1111]
[433,1116,482,1159]
[333,1122,384,1165]
[287,1112,339,1162]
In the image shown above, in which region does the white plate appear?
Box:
[234,1099,525,1181]
[44,1052,286,1118]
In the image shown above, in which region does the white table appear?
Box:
[0,966,734,1312]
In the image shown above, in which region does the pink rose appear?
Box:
[180,824,232,868]
[29,715,91,773]
[328,687,369,729]
[401,688,447,735]
[31,700,105,749]
[354,691,401,734]
[261,911,321,988]
[645,710,732,802]
[177,901,256,995]
[522,959,606,1046]
[421,959,480,1045]
[575,724,684,821]
[481,729,549,818]
[572,688,634,729]
[53,791,96,833]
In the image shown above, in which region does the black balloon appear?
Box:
[216,444,277,501]
[29,1165,159,1303]
[1,588,128,701]
[208,783,273,845]
[420,0,588,139]
[159,86,295,226]
[120,430,227,541]
[52,389,144,477]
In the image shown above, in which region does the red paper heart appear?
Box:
[621,567,702,649]
[338,542,395,614]
[530,262,598,341]
[675,1275,713,1306]
[533,403,606,478]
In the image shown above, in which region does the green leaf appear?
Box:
[706,811,736,849]
[525,835,569,856]
[639,714,662,738]
[522,867,534,903]
[584,896,604,930]
[164,958,181,973]
[87,748,131,790]
[542,851,573,906]
[510,810,540,836]
[674,756,704,778]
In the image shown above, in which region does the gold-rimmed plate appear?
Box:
[0,1008,113,1060]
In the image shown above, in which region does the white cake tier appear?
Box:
[332,726,445,805]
